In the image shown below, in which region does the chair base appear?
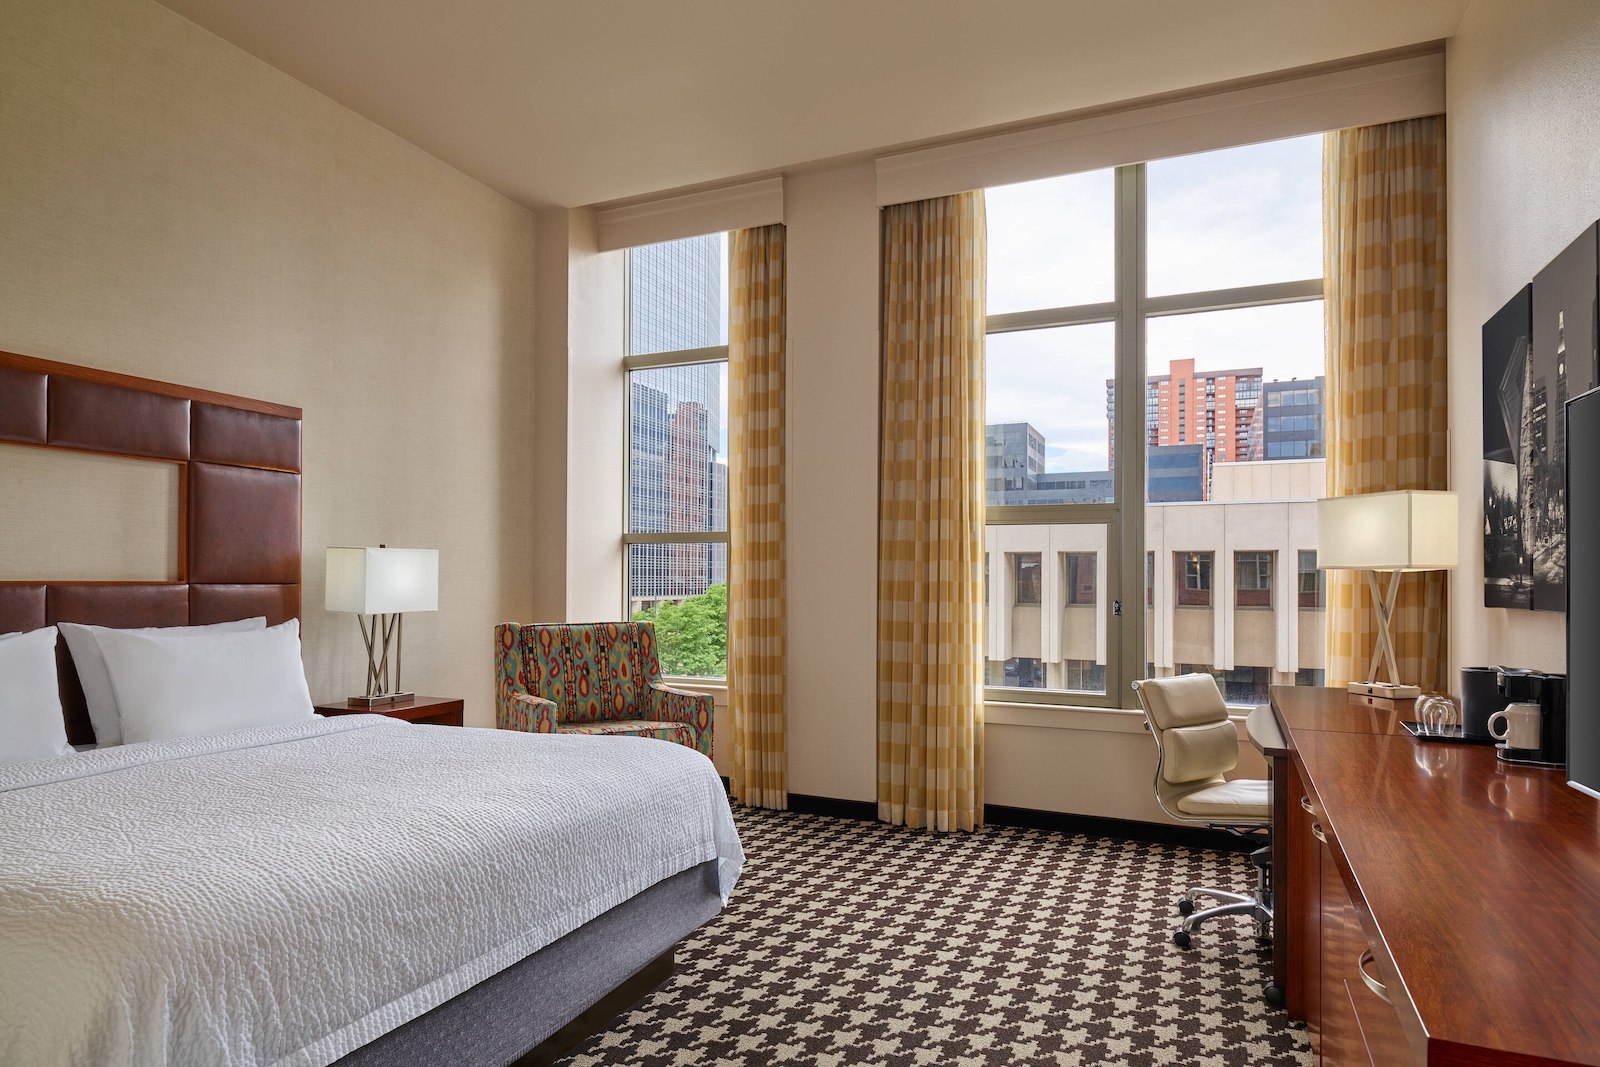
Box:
[1171,845,1273,948]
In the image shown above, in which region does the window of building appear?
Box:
[987,133,1326,707]
[1014,553,1042,605]
[1298,550,1323,609]
[1235,551,1273,608]
[1066,552,1097,605]
[622,234,730,679]
[1065,660,1106,692]
[1177,552,1213,607]
[998,658,1045,688]
[1220,666,1273,705]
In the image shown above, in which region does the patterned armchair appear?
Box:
[494,621,713,756]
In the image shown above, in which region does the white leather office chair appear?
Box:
[1132,674,1272,952]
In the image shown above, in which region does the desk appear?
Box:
[1267,686,1600,1066]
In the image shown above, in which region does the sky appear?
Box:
[985,133,1326,474]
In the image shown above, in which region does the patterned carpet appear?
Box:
[563,809,1310,1067]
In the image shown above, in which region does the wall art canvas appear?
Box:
[1529,222,1599,612]
[1483,285,1533,608]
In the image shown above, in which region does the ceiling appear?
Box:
[156,0,1471,211]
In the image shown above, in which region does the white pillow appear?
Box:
[0,627,74,766]
[60,617,266,746]
[96,619,315,744]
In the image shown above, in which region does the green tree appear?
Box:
[634,582,727,677]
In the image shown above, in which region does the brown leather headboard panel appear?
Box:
[0,351,303,746]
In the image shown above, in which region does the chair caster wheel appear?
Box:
[1177,897,1195,916]
[1264,984,1285,1008]
[1173,929,1191,949]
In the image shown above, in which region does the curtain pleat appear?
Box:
[1324,117,1450,692]
[877,192,987,832]
[728,224,789,809]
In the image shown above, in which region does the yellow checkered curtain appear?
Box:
[1324,117,1450,692]
[728,224,789,809]
[877,192,987,832]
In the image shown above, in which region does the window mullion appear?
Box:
[1112,163,1147,705]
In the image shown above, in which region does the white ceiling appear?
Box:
[156,0,1470,211]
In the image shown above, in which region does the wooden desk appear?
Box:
[1268,685,1600,1066]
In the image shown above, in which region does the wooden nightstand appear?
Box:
[315,696,465,727]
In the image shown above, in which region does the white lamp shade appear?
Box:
[1317,491,1458,571]
[325,547,439,614]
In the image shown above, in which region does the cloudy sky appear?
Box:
[985,133,1325,473]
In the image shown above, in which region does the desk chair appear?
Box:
[1132,674,1273,960]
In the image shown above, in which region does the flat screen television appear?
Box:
[1569,387,1600,799]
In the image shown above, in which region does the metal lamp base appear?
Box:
[353,612,413,708]
[345,692,414,708]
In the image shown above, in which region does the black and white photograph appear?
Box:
[1529,223,1600,612]
[1483,286,1533,608]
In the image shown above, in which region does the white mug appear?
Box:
[1488,701,1542,750]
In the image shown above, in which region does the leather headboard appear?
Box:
[0,351,303,745]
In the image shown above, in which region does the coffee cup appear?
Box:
[1488,701,1542,751]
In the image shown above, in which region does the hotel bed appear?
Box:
[0,351,744,1066]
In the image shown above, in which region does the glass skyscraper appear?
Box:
[627,236,727,609]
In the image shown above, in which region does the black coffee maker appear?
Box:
[1460,666,1567,765]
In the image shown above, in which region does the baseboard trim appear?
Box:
[787,793,879,821]
[984,803,1255,852]
[771,793,1251,851]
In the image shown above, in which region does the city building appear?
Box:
[987,424,1202,506]
[986,458,1327,704]
[1107,359,1265,495]
[1262,377,1326,459]
[627,236,727,611]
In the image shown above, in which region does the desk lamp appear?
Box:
[1317,491,1457,693]
[325,546,439,706]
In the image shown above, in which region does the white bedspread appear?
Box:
[0,715,743,1067]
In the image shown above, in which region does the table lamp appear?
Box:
[325,546,439,706]
[1317,491,1457,690]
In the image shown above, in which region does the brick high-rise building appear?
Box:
[1106,358,1264,497]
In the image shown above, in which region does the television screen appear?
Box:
[1568,388,1600,799]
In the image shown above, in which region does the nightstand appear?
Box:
[315,696,465,727]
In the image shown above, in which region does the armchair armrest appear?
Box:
[499,692,560,733]
[645,682,714,756]
[647,682,711,725]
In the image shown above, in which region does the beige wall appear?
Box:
[784,164,882,801]
[0,0,536,725]
[1447,0,1600,680]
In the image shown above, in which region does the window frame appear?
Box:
[620,248,731,681]
[984,154,1324,707]
[1235,550,1274,609]
[1176,551,1214,608]
[1298,548,1324,609]
[1013,552,1043,606]
[1065,551,1097,606]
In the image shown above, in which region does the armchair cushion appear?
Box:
[560,719,700,748]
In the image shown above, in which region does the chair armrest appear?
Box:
[646,682,712,726]
[499,692,560,733]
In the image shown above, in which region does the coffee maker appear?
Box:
[1461,666,1567,766]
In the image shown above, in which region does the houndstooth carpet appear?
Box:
[562,809,1310,1067]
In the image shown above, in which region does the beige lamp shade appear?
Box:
[1316,491,1459,571]
[325,547,439,614]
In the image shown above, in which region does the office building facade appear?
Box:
[1262,377,1326,459]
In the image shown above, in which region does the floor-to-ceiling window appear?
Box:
[622,233,730,679]
[984,134,1326,706]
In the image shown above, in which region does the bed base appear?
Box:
[333,860,720,1067]
[512,948,675,1067]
